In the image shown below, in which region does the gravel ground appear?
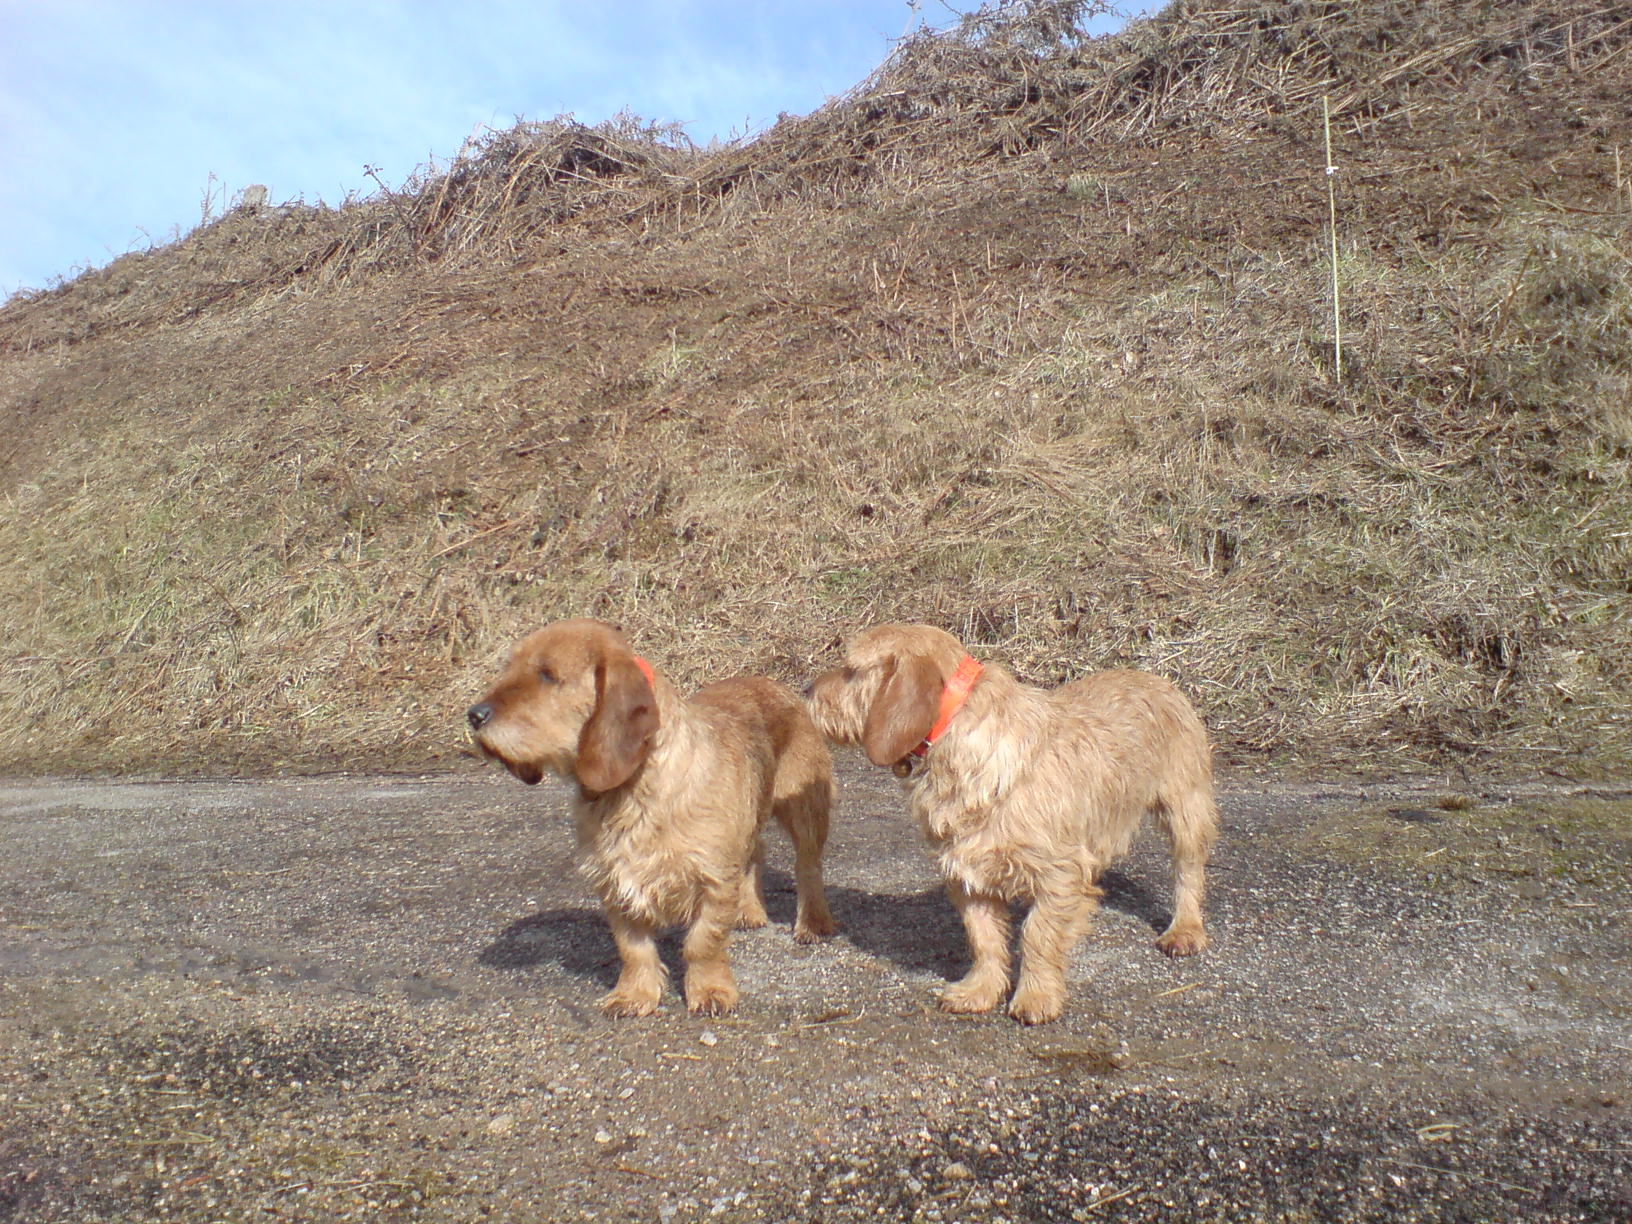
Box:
[1,762,1629,1222]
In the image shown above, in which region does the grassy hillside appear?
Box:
[3,0,1630,777]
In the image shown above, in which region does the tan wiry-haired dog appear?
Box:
[808,623,1216,1025]
[467,619,837,1017]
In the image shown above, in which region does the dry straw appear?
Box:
[2,0,1631,777]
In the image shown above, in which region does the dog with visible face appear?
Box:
[467,619,837,1016]
[808,623,1215,1024]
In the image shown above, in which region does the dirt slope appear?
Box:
[2,0,1630,777]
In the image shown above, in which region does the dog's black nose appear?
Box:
[467,703,494,731]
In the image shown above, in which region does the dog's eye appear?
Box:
[538,665,557,684]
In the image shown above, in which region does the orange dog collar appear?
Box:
[909,654,983,759]
[633,656,656,690]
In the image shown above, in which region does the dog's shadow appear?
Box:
[478,866,1177,987]
[478,906,627,987]
[822,867,1174,978]
[1097,868,1173,937]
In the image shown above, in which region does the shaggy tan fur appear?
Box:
[467,619,836,1016]
[808,623,1216,1025]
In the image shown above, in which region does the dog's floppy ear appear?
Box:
[576,655,659,793]
[862,655,943,767]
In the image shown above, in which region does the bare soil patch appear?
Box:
[3,762,1628,1221]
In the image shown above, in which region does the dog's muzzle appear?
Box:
[467,702,495,732]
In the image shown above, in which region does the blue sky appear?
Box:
[0,1,1141,300]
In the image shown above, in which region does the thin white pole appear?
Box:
[1323,96,1342,382]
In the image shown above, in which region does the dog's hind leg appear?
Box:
[773,772,838,943]
[737,843,770,930]
[1153,786,1216,957]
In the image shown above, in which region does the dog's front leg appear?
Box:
[601,908,665,1017]
[1009,883,1098,1024]
[939,879,1011,1014]
[682,883,741,1015]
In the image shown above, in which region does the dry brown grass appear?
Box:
[2,0,1630,778]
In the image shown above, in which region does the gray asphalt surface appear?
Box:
[1,763,1629,1222]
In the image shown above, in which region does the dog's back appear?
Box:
[692,676,823,769]
[690,675,836,944]
[694,675,835,823]
[1051,669,1213,803]
[1048,668,1215,955]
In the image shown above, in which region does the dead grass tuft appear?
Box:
[1474,216,1632,447]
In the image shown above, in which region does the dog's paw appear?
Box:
[1007,987,1064,1026]
[938,977,1004,1015]
[685,981,739,1016]
[793,911,839,943]
[1155,924,1208,957]
[599,988,661,1018]
[735,909,770,931]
